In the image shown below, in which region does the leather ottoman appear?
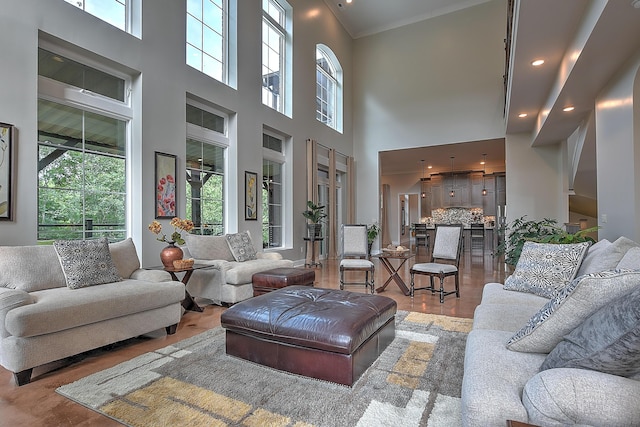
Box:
[220,286,397,386]
[252,267,315,297]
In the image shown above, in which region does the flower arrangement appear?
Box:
[148,217,194,245]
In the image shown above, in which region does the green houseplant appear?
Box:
[302,201,327,237]
[367,223,380,255]
[495,216,597,266]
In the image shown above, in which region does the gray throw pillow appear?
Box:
[617,246,640,270]
[53,238,122,289]
[503,241,590,298]
[226,231,257,262]
[541,285,640,377]
[507,269,640,353]
[576,239,624,276]
[108,238,140,279]
[183,233,235,261]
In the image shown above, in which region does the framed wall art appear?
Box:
[155,152,177,219]
[0,123,14,221]
[245,171,257,220]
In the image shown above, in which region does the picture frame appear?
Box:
[155,152,177,219]
[0,123,14,221]
[245,171,258,220]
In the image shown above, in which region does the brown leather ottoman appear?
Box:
[220,286,397,386]
[252,267,315,297]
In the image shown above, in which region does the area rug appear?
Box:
[57,311,472,427]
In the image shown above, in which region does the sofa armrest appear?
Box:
[0,288,33,338]
[256,252,283,260]
[523,368,640,426]
[130,269,174,282]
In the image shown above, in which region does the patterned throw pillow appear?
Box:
[503,241,590,298]
[53,237,122,289]
[541,284,640,377]
[226,231,258,262]
[507,270,640,353]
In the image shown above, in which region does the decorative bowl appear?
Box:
[173,258,195,269]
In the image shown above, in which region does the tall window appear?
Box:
[262,0,291,114]
[64,0,128,32]
[187,0,228,83]
[262,132,285,248]
[38,47,131,242]
[186,103,227,236]
[316,45,343,132]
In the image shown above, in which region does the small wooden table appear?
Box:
[372,251,415,296]
[149,264,215,312]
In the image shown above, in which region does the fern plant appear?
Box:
[494,216,597,266]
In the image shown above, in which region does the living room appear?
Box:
[1,0,640,425]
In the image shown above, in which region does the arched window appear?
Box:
[316,45,343,133]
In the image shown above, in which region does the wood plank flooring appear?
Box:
[0,248,506,426]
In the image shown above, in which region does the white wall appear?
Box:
[352,0,507,225]
[595,52,640,242]
[504,133,567,225]
[0,0,354,266]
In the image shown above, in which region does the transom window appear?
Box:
[63,0,128,32]
[262,0,291,114]
[187,0,227,83]
[186,103,228,236]
[316,44,343,133]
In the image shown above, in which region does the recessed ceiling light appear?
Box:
[563,106,575,112]
[346,0,353,3]
[531,59,545,67]
[427,165,432,169]
[518,113,528,118]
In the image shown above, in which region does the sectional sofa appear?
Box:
[462,237,640,426]
[0,238,185,385]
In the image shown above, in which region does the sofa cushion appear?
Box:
[462,329,547,427]
[523,368,640,427]
[472,303,543,332]
[576,239,626,276]
[109,238,141,279]
[53,238,122,289]
[480,282,549,306]
[183,233,235,261]
[507,270,640,353]
[617,246,640,270]
[226,231,258,262]
[223,258,294,285]
[0,246,67,292]
[4,280,185,338]
[503,241,590,298]
[541,285,640,377]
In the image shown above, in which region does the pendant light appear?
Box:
[421,160,426,198]
[482,154,487,196]
[449,156,455,198]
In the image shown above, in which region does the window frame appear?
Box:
[186,0,229,84]
[63,0,131,33]
[316,44,343,133]
[262,128,291,250]
[37,44,133,242]
[261,0,292,116]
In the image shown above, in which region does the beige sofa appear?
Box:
[0,238,185,385]
[462,237,640,426]
[183,232,293,305]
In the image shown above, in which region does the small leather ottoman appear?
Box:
[221,286,397,386]
[252,267,315,297]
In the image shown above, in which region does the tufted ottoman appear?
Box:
[220,286,397,386]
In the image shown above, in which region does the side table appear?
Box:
[148,264,215,312]
[303,235,324,268]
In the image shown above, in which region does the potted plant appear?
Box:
[367,223,380,255]
[494,215,597,267]
[302,200,327,238]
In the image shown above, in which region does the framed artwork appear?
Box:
[0,123,14,221]
[245,171,257,220]
[155,152,177,219]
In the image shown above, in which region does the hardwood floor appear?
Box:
[0,248,506,426]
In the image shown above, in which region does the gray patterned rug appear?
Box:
[56,311,472,427]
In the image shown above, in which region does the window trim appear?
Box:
[316,44,343,133]
[262,128,291,250]
[186,0,229,84]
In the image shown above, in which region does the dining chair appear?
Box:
[414,223,430,252]
[409,224,463,303]
[339,224,375,294]
[470,223,485,252]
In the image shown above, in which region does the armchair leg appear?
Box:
[439,272,446,304]
[410,272,415,297]
[14,369,33,386]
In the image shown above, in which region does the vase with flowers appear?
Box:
[148,217,194,268]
